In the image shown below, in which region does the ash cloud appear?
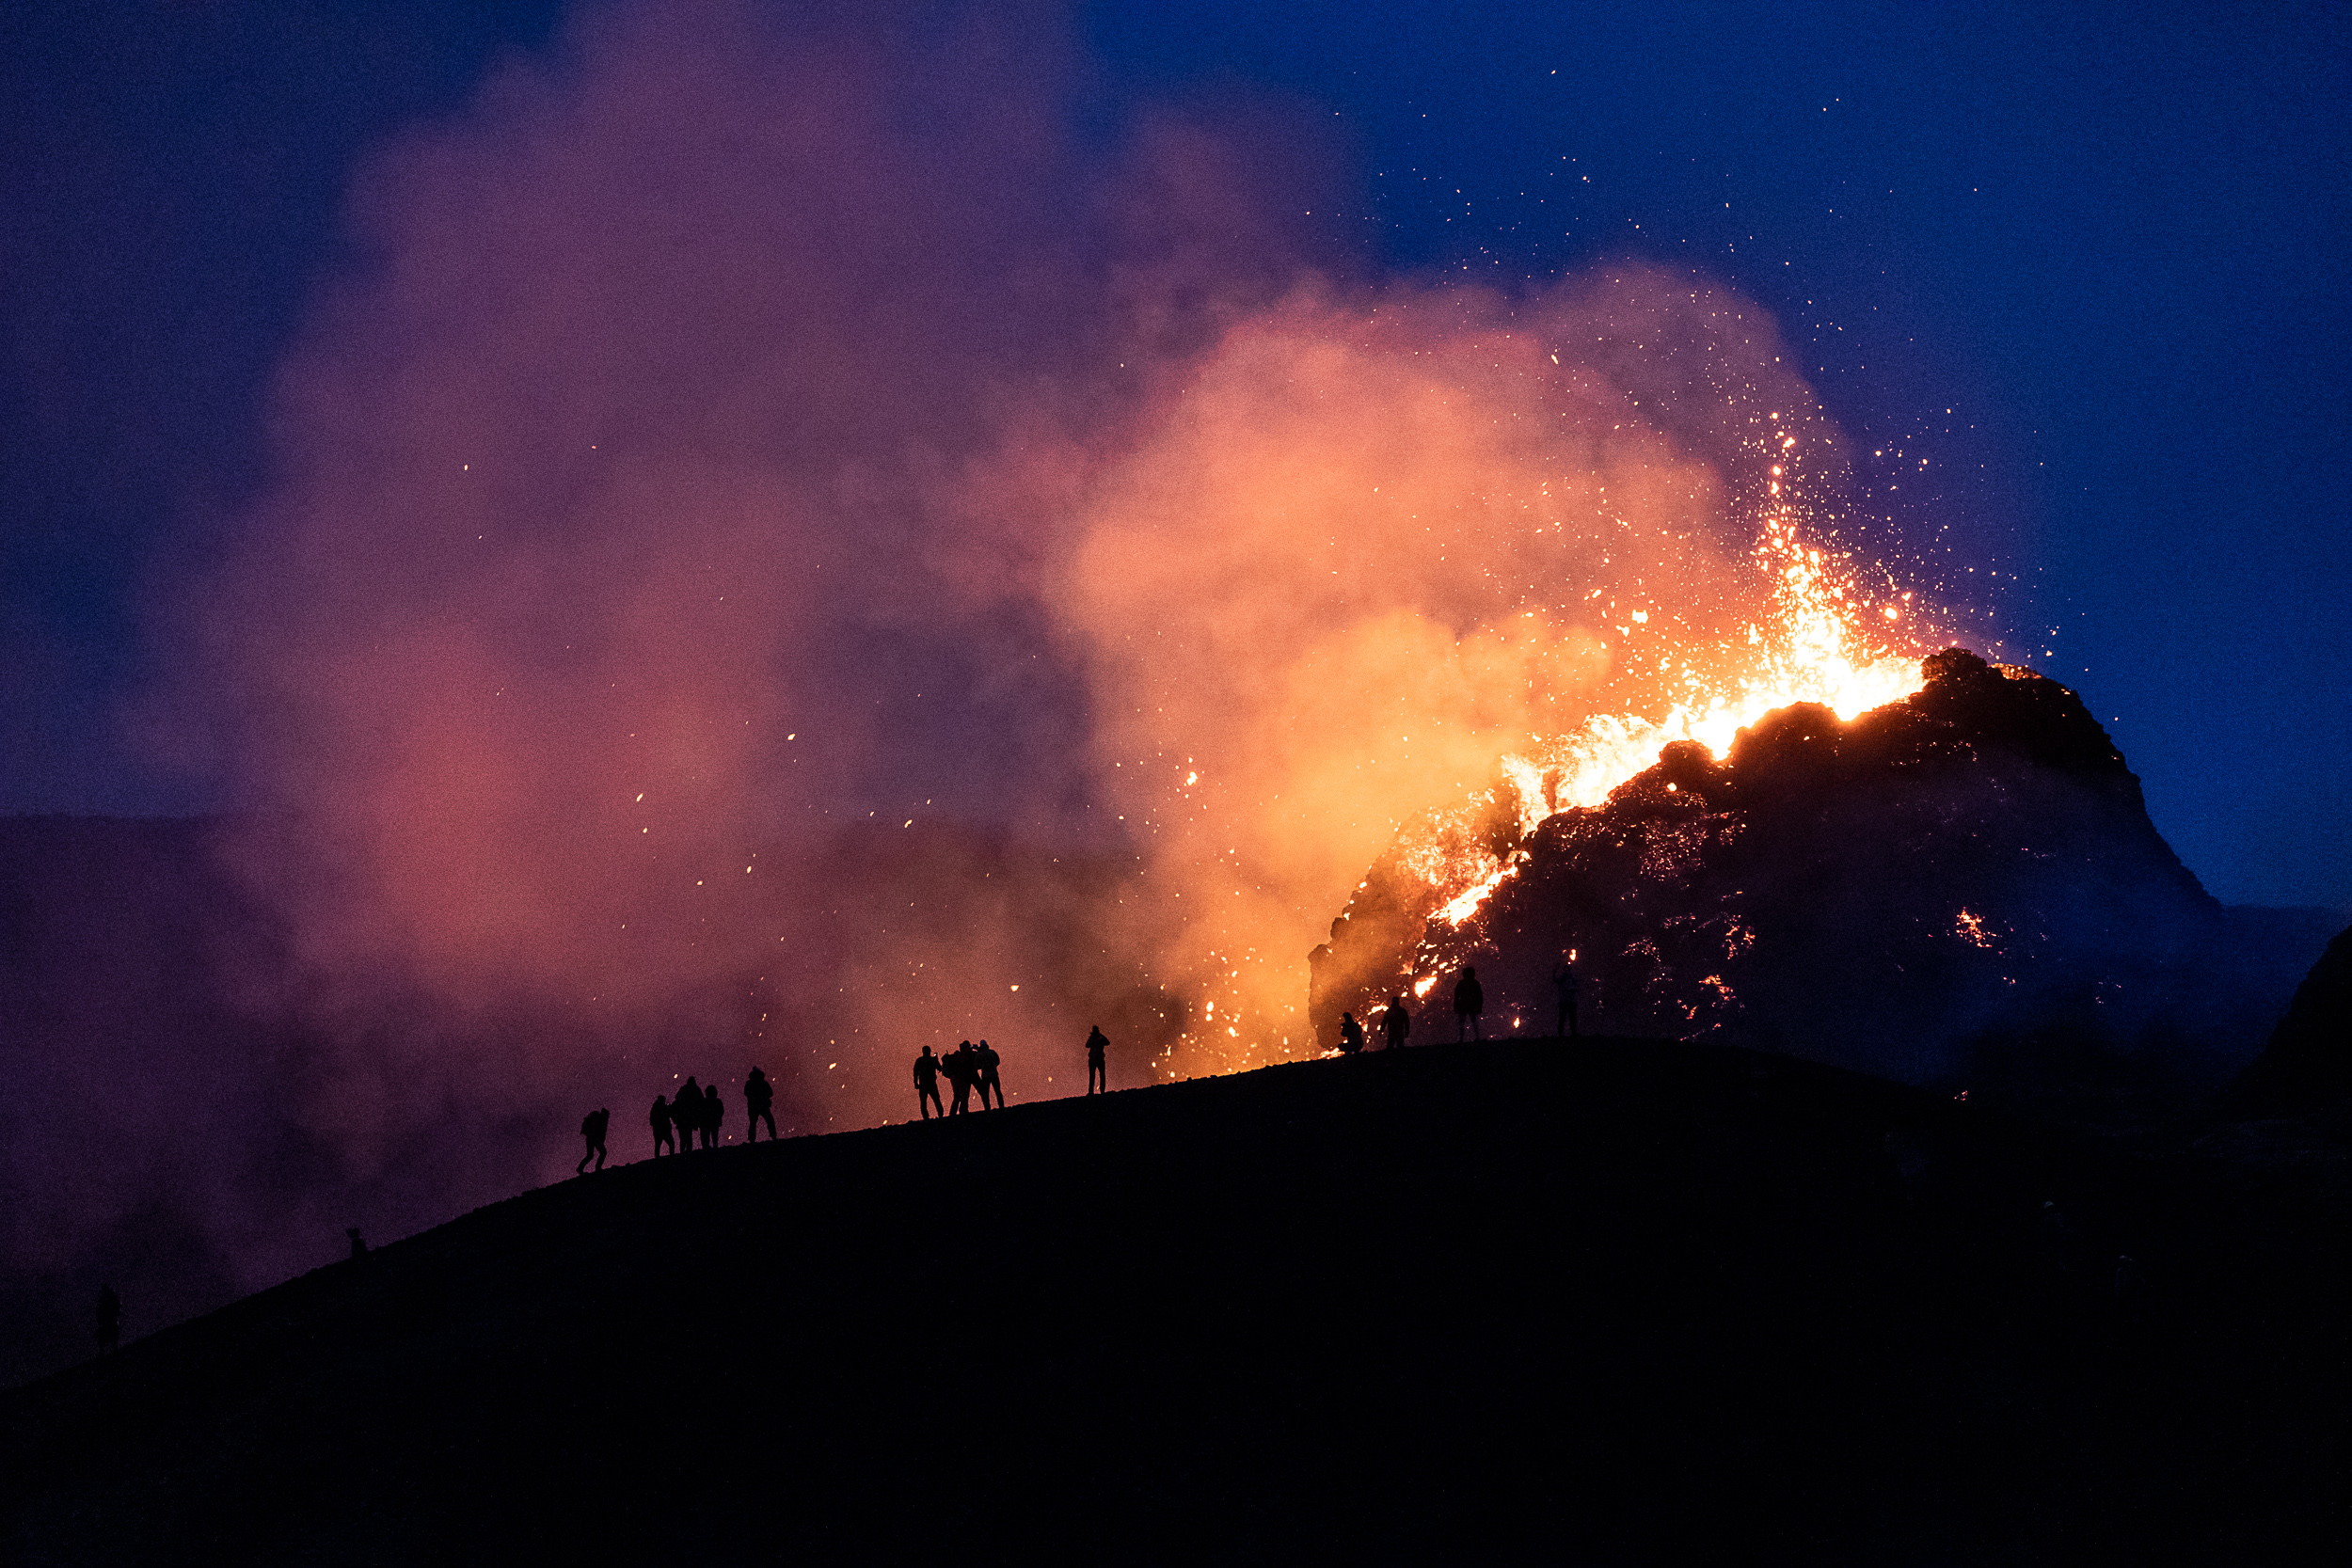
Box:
[11,0,1908,1353]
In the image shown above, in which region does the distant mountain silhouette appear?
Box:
[2231,921,2352,1114]
[2,1039,2342,1562]
[1313,650,2333,1106]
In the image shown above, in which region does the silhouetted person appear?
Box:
[1338,1010,1366,1053]
[1383,995,1410,1050]
[348,1227,369,1259]
[914,1046,946,1120]
[977,1039,1004,1109]
[1085,1025,1109,1095]
[95,1284,119,1356]
[675,1079,706,1150]
[578,1107,610,1174]
[743,1067,777,1141]
[1550,957,1580,1040]
[1454,966,1485,1041]
[943,1042,977,1115]
[651,1094,676,1156]
[704,1084,724,1148]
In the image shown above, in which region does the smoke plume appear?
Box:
[51,0,1884,1332]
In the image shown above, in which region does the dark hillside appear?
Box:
[3,1039,2344,1562]
[1314,655,2332,1108]
[2232,921,2352,1114]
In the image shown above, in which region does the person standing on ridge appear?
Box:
[936,1043,964,1114]
[1383,994,1410,1050]
[743,1067,777,1141]
[650,1093,676,1157]
[1339,1011,1366,1053]
[943,1041,977,1116]
[578,1107,610,1174]
[703,1082,724,1148]
[914,1046,946,1120]
[1454,966,1485,1042]
[674,1079,706,1150]
[96,1284,119,1356]
[1085,1025,1109,1095]
[1551,954,1580,1041]
[977,1039,1004,1110]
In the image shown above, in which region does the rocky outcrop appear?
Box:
[1314,649,2267,1088]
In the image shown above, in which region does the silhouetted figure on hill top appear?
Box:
[1384,995,1410,1050]
[1085,1025,1109,1094]
[578,1107,610,1175]
[347,1227,369,1259]
[914,1047,945,1120]
[1550,958,1580,1040]
[1454,966,1485,1042]
[1339,1011,1365,1053]
[675,1080,706,1149]
[943,1042,977,1115]
[704,1084,724,1148]
[744,1067,777,1141]
[95,1285,119,1356]
[651,1094,676,1156]
[977,1039,1004,1109]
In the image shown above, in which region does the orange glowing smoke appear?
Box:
[1054,274,1934,1076]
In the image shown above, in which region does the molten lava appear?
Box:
[1396,510,1930,934]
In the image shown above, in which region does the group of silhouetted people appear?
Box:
[1335,953,1581,1053]
[608,1066,778,1165]
[912,1038,1005,1118]
[911,1025,1111,1117]
[1336,996,1413,1053]
[575,952,1587,1169]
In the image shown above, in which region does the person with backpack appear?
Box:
[674,1079,706,1150]
[942,1041,977,1116]
[913,1047,946,1120]
[743,1067,777,1141]
[1383,994,1410,1050]
[650,1094,676,1157]
[1453,966,1485,1042]
[976,1039,1004,1110]
[578,1107,610,1174]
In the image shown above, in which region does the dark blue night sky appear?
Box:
[3,0,2345,907]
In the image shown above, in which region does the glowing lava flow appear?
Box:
[1405,515,1930,928]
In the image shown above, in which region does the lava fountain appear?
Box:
[1412,499,1931,935]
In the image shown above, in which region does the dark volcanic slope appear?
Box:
[2233,920,2352,1114]
[4,1041,2343,1563]
[1317,650,2296,1098]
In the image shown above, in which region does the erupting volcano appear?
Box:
[1394,504,1931,941]
[1309,639,2268,1101]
